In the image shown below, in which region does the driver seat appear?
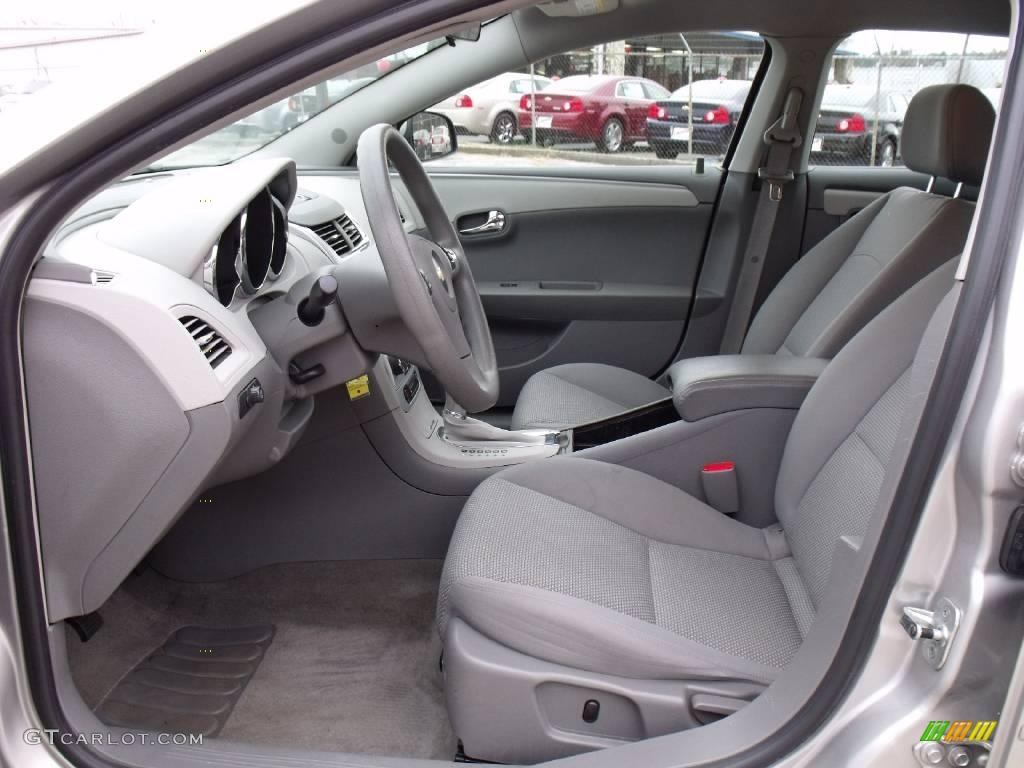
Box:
[510,83,993,431]
[438,257,958,763]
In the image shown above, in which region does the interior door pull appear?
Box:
[460,210,506,235]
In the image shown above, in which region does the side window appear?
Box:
[643,82,671,100]
[428,32,764,166]
[617,81,646,99]
[813,30,1006,167]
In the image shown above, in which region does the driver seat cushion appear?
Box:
[509,362,671,431]
[437,458,814,685]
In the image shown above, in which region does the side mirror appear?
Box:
[400,111,457,162]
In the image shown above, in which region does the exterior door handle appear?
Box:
[459,210,506,235]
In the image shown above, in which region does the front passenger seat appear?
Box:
[511,83,993,431]
[440,256,959,764]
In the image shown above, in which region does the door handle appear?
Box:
[459,210,507,236]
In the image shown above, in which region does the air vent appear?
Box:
[178,315,232,369]
[310,213,364,257]
[93,270,116,284]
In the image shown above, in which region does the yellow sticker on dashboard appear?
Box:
[345,374,370,400]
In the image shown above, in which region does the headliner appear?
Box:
[515,0,1011,61]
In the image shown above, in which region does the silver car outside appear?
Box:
[432,71,550,142]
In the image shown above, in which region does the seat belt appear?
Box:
[719,87,805,353]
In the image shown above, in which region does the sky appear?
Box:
[844,30,1009,55]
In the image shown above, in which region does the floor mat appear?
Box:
[67,560,454,759]
[95,625,274,737]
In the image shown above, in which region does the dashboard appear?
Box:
[207,185,289,306]
[24,158,420,622]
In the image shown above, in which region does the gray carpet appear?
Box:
[67,560,455,759]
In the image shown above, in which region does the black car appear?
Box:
[811,84,908,166]
[646,78,751,159]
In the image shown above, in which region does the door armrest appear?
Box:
[667,355,828,422]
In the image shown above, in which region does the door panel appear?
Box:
[428,169,720,406]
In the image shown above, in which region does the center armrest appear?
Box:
[667,355,828,422]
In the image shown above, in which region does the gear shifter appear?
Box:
[297,275,338,326]
[441,396,560,446]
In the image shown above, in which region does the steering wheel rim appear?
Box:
[357,123,498,413]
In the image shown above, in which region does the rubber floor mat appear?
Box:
[96,625,274,737]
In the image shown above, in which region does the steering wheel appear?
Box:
[357,123,498,413]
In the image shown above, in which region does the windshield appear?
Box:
[147,38,447,171]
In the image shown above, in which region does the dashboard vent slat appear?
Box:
[178,315,232,369]
[310,213,364,257]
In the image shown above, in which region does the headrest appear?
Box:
[901,84,995,187]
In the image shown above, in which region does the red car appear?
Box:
[518,75,670,153]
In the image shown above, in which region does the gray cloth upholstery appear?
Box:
[511,362,671,430]
[900,84,995,186]
[511,86,989,433]
[741,188,974,357]
[438,459,802,684]
[774,258,959,606]
[440,258,958,690]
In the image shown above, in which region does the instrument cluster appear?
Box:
[206,187,289,306]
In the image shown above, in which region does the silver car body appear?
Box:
[0,2,1021,768]
[432,71,550,138]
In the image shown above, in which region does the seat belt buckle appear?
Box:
[701,461,739,515]
[758,167,795,202]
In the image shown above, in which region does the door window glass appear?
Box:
[430,32,765,167]
[617,81,646,99]
[813,31,1006,167]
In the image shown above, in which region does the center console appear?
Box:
[370,352,829,525]
[377,354,692,467]
[377,356,566,468]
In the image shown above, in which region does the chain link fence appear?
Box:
[1,28,1005,170]
[444,38,1004,169]
[814,52,1003,166]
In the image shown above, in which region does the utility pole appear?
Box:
[871,34,882,167]
[679,33,694,157]
[956,34,970,83]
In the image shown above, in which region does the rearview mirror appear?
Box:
[447,23,481,42]
[400,111,457,162]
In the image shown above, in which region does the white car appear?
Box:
[432,71,551,143]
